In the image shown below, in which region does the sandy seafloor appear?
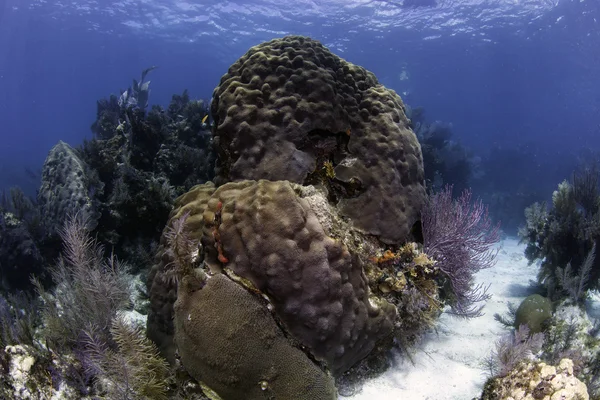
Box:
[344,237,600,400]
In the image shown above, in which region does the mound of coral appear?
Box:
[147,36,442,399]
[211,35,425,244]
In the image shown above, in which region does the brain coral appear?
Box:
[174,273,337,400]
[211,35,425,244]
[148,179,397,379]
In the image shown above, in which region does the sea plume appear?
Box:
[422,185,500,318]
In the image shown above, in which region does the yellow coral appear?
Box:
[322,161,335,178]
[413,252,435,268]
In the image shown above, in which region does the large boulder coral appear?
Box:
[211,35,425,243]
[148,180,397,376]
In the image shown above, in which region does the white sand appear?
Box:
[345,237,541,400]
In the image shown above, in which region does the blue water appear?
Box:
[0,0,598,199]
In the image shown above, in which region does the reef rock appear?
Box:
[481,358,589,400]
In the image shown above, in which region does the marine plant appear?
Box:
[421,185,501,318]
[483,324,544,378]
[81,316,170,400]
[21,213,173,399]
[81,80,214,267]
[34,213,131,349]
[519,164,600,301]
[118,66,157,110]
[407,106,473,194]
[0,192,46,290]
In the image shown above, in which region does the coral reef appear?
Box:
[211,35,425,244]
[0,214,177,400]
[490,296,600,398]
[0,37,507,400]
[0,210,44,289]
[542,302,600,397]
[143,36,502,399]
[148,180,398,375]
[81,86,215,265]
[481,358,589,400]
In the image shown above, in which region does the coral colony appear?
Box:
[0,36,598,399]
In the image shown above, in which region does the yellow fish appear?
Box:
[202,115,209,124]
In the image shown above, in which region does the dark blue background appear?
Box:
[0,0,598,198]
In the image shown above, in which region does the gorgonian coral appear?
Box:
[422,185,500,318]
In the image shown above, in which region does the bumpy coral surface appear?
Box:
[38,141,99,235]
[481,358,588,400]
[211,35,425,243]
[174,274,337,400]
[148,180,396,376]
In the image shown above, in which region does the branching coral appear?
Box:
[556,244,596,304]
[162,211,203,285]
[421,185,500,318]
[484,324,544,378]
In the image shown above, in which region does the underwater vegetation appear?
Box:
[422,185,500,318]
[406,105,474,195]
[0,214,174,399]
[82,81,215,267]
[479,161,600,399]
[0,82,216,287]
[0,35,508,399]
[486,296,600,399]
[519,163,600,301]
[0,189,46,290]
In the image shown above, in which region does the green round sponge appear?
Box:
[514,294,552,333]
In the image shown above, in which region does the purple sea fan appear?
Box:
[422,185,501,318]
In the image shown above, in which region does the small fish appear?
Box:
[201,114,211,129]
